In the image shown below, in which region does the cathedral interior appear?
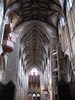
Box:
[0,0,75,100]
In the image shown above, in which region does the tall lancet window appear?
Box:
[30,68,38,76]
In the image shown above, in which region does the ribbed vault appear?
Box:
[20,23,50,71]
[6,0,64,30]
[5,0,65,72]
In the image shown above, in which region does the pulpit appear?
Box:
[2,24,16,54]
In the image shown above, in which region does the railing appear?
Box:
[28,87,41,92]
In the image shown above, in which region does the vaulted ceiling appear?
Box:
[5,0,65,72]
[20,23,50,71]
[6,0,63,29]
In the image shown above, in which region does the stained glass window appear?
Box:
[30,68,38,76]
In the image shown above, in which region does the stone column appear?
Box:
[65,22,75,76]
[5,38,20,84]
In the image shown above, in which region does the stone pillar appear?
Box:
[5,38,20,84]
[0,1,5,55]
[0,55,3,82]
[65,23,75,76]
[24,74,28,100]
[40,73,44,100]
[0,18,5,55]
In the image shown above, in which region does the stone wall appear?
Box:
[58,1,75,78]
